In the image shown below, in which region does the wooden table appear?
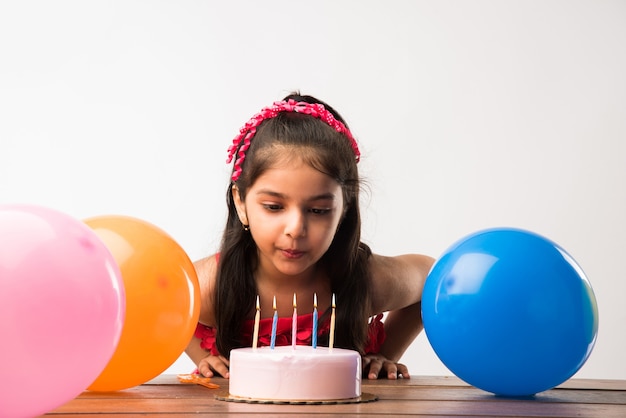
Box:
[46,375,626,417]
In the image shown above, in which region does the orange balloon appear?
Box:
[84,215,200,391]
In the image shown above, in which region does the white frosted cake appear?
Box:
[228,346,361,401]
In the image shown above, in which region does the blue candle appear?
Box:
[270,295,278,349]
[312,293,318,349]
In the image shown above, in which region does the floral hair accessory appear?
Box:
[226,99,360,182]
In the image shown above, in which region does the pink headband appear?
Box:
[226,99,360,182]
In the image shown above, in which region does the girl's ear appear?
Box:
[232,185,249,226]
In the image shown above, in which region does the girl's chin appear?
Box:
[272,258,315,277]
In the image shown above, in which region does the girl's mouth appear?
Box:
[281,249,304,259]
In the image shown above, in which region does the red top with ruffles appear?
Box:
[195,253,386,356]
[195,312,386,356]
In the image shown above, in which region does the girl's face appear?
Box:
[233,157,344,281]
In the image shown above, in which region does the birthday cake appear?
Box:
[228,346,362,401]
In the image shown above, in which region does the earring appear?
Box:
[242,224,250,231]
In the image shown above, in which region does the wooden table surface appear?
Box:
[46,374,626,417]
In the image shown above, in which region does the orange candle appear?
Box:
[252,295,260,349]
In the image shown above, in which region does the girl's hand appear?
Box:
[362,353,409,380]
[197,353,230,378]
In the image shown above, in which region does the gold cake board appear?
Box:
[215,389,378,405]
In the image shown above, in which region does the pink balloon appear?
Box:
[0,205,125,417]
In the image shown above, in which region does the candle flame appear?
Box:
[272,295,276,310]
[293,292,297,308]
[332,293,336,308]
[313,293,317,308]
[256,295,260,310]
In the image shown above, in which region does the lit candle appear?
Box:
[312,293,318,349]
[270,295,278,349]
[292,293,297,349]
[252,295,260,350]
[329,293,336,350]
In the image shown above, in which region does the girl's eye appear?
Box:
[310,208,331,215]
[262,204,282,211]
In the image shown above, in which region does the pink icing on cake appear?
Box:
[229,346,361,400]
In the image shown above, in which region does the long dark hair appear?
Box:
[215,92,372,356]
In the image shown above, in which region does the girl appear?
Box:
[185,93,433,380]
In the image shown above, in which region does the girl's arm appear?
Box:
[184,255,230,377]
[365,253,434,379]
[193,256,218,326]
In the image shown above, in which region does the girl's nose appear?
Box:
[284,210,306,238]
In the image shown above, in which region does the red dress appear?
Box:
[195,312,386,356]
[195,254,386,356]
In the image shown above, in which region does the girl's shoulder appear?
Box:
[194,254,219,326]
[194,253,218,277]
[368,253,435,314]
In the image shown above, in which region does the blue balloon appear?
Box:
[422,228,598,396]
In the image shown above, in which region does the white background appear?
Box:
[1,1,624,380]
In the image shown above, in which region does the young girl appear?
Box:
[185,92,434,380]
